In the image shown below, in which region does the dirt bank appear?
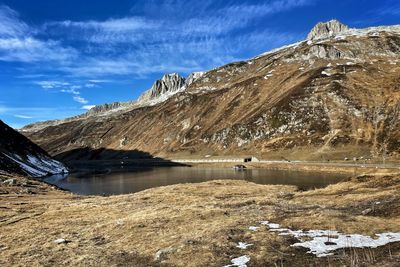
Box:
[1,170,400,266]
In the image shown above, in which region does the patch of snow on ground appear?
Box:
[260,221,280,229]
[236,242,253,249]
[321,71,332,76]
[249,226,259,231]
[260,221,400,257]
[224,255,250,267]
[263,74,274,80]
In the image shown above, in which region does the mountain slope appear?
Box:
[22,21,400,161]
[0,120,67,177]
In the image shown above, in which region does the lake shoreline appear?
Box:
[63,158,400,175]
[43,166,350,196]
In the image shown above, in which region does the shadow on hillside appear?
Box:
[54,147,188,172]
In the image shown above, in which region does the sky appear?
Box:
[0,0,399,128]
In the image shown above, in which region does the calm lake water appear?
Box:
[44,167,348,196]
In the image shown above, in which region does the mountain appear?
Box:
[137,72,205,106]
[307,19,349,40]
[21,72,205,133]
[21,20,400,161]
[0,120,67,177]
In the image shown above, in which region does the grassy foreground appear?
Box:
[0,171,400,266]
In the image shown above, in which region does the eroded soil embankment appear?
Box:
[0,171,400,266]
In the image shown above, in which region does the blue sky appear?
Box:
[0,0,399,128]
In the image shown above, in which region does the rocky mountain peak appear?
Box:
[150,73,185,98]
[307,19,349,40]
[138,71,205,104]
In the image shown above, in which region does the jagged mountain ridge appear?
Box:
[0,120,67,177]
[22,21,400,160]
[137,72,204,105]
[21,72,204,133]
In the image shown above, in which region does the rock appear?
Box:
[86,102,134,116]
[307,44,348,59]
[145,73,185,101]
[53,238,68,244]
[138,72,204,104]
[185,71,205,88]
[154,247,176,261]
[307,19,349,40]
[3,178,16,185]
[362,208,372,215]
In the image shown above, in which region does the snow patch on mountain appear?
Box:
[3,152,67,177]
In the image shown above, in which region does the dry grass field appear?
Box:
[1,170,400,266]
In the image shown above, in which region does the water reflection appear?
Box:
[44,167,347,196]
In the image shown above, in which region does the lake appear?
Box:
[44,167,348,196]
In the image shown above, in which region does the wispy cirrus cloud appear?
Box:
[14,114,33,119]
[0,5,78,63]
[35,80,70,89]
[45,0,311,44]
[1,0,311,78]
[73,95,88,104]
[0,5,29,37]
[35,79,94,107]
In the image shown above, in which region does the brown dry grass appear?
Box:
[1,171,400,266]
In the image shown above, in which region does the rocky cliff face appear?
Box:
[307,19,349,40]
[0,120,67,177]
[137,72,204,105]
[22,21,400,161]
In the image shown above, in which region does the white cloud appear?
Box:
[84,83,97,88]
[73,95,88,104]
[36,80,70,89]
[61,88,80,95]
[0,37,78,62]
[81,105,95,110]
[0,5,78,63]
[35,80,96,107]
[14,114,33,119]
[1,1,310,77]
[0,5,29,37]
[88,79,111,83]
